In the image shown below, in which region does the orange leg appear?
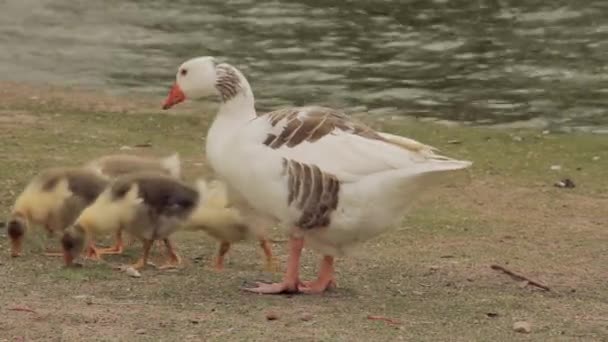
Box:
[259,238,277,272]
[243,235,303,294]
[85,242,101,261]
[299,255,337,294]
[213,241,231,271]
[158,239,182,270]
[131,239,153,269]
[97,229,125,255]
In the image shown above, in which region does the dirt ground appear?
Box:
[0,82,606,341]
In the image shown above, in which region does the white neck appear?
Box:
[216,67,257,120]
[205,68,257,174]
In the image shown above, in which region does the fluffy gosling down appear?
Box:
[61,173,274,271]
[85,153,181,179]
[6,153,182,258]
[82,152,183,254]
[7,167,108,258]
[183,179,275,272]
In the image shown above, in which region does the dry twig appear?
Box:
[490,264,550,291]
[8,306,38,314]
[367,315,402,325]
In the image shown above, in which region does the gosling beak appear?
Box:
[162,82,186,110]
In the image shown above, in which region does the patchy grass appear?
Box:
[0,82,606,341]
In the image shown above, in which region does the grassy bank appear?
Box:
[0,82,606,341]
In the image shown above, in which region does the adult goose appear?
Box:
[162,56,472,294]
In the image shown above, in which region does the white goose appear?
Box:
[162,56,472,294]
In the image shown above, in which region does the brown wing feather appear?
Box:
[284,159,340,230]
[262,106,386,149]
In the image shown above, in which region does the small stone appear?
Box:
[542,130,550,135]
[119,145,133,150]
[266,312,279,321]
[550,165,562,171]
[429,265,440,271]
[135,329,146,335]
[592,156,600,161]
[300,313,313,321]
[125,267,141,278]
[447,139,462,145]
[486,312,499,318]
[554,178,575,189]
[512,135,523,142]
[513,321,531,333]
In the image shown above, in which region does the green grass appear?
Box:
[0,84,606,341]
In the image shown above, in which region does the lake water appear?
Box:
[1,0,607,132]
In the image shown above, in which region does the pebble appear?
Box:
[554,178,575,189]
[125,267,141,278]
[135,329,146,335]
[550,165,562,171]
[513,321,531,333]
[300,313,313,321]
[266,312,279,321]
[592,156,600,161]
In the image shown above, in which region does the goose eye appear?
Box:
[180,69,188,76]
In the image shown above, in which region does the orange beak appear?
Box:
[162,82,186,110]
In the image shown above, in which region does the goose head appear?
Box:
[162,56,219,109]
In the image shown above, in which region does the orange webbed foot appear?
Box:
[212,259,224,272]
[158,254,182,270]
[84,246,102,261]
[242,281,301,294]
[96,245,124,255]
[157,239,182,270]
[298,278,337,294]
[130,258,147,270]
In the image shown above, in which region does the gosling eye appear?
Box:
[180,69,188,76]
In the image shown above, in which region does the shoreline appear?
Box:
[2,80,606,135]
